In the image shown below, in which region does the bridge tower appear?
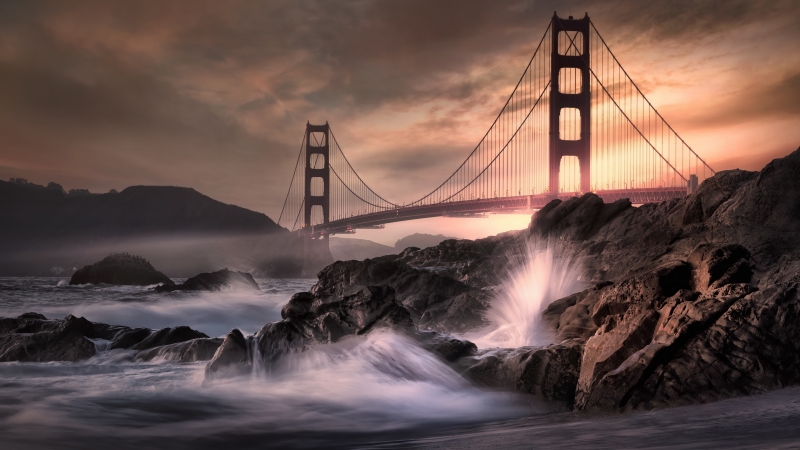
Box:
[549,13,591,195]
[303,122,330,274]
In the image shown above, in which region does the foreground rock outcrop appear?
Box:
[70,253,174,286]
[155,269,260,292]
[204,284,477,382]
[0,313,219,363]
[205,284,415,381]
[206,147,800,413]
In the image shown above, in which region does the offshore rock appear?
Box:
[155,268,259,292]
[0,313,214,363]
[0,314,97,362]
[70,253,174,286]
[129,326,209,351]
[204,329,251,382]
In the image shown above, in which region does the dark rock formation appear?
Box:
[531,148,800,412]
[204,329,251,381]
[0,314,98,362]
[129,326,209,350]
[70,253,174,286]
[309,255,493,334]
[155,269,259,292]
[0,313,217,363]
[227,147,800,413]
[458,341,583,408]
[205,284,414,382]
[134,338,223,363]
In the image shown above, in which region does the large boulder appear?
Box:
[310,256,491,334]
[204,284,414,382]
[204,329,251,381]
[155,269,259,292]
[0,314,97,362]
[458,341,583,409]
[70,253,174,286]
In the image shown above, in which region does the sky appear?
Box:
[1,0,798,245]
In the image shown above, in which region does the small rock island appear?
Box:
[69,253,174,286]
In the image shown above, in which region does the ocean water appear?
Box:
[1,277,800,449]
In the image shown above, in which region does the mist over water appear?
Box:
[472,241,584,349]
[0,277,533,449]
[2,268,800,448]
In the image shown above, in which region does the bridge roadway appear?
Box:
[308,187,689,237]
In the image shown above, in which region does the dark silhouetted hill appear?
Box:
[0,180,328,277]
[394,233,456,251]
[329,237,394,261]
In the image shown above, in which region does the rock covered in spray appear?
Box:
[204,284,415,382]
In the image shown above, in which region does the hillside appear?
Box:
[0,180,320,277]
[329,237,394,261]
[394,233,456,251]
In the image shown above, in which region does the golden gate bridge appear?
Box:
[277,13,715,271]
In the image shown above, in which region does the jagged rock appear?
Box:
[134,338,222,363]
[204,284,413,382]
[155,269,259,292]
[688,243,752,290]
[70,253,174,286]
[130,326,209,351]
[312,258,490,333]
[530,194,631,241]
[109,327,152,350]
[0,313,210,363]
[543,282,612,341]
[682,169,759,225]
[219,147,800,413]
[0,314,97,362]
[281,292,314,319]
[204,329,251,382]
[459,341,583,408]
[416,331,477,362]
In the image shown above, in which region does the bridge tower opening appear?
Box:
[549,13,591,195]
[303,122,330,274]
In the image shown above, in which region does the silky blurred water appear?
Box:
[2,277,800,449]
[0,277,532,449]
[0,277,314,337]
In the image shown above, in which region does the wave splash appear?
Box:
[473,240,584,349]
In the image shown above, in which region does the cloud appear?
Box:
[0,0,798,219]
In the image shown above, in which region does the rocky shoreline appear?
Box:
[2,148,799,415]
[204,147,800,412]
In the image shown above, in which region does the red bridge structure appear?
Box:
[277,13,715,272]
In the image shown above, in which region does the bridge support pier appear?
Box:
[549,13,591,195]
[303,122,330,275]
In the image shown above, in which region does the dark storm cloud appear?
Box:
[0,0,798,216]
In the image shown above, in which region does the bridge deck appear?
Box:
[309,187,688,236]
